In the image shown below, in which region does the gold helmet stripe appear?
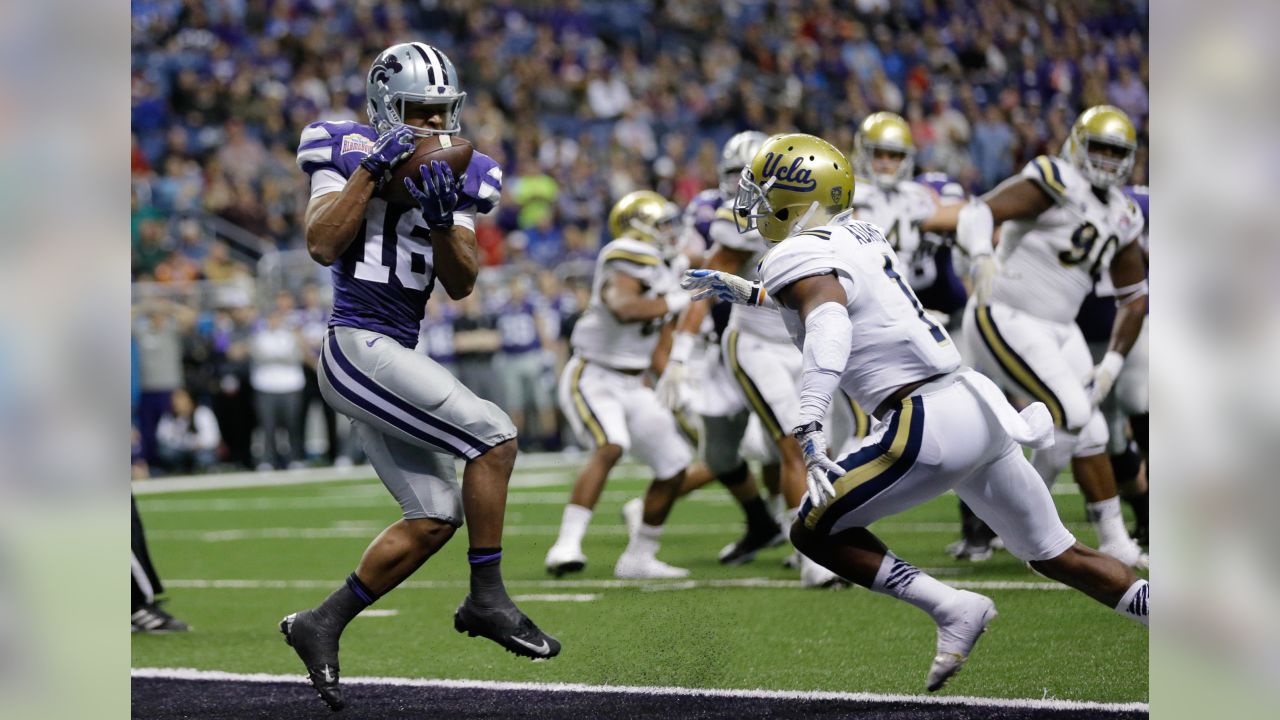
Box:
[602,249,660,266]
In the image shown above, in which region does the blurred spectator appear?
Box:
[452,293,502,405]
[495,278,556,449]
[296,284,338,464]
[420,300,460,377]
[212,305,257,470]
[970,105,1016,191]
[155,388,222,474]
[133,304,187,465]
[249,308,306,470]
[1108,65,1149,122]
[202,240,250,281]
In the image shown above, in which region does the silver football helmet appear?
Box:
[718,130,768,199]
[366,43,466,136]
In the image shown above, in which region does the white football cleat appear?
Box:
[544,542,587,577]
[926,590,997,692]
[1100,539,1149,570]
[621,498,643,537]
[800,555,849,589]
[614,552,689,579]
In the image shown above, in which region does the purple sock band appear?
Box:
[346,573,377,605]
[467,551,503,565]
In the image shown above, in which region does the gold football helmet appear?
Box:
[608,190,681,256]
[1064,105,1137,189]
[735,133,854,243]
[853,112,915,190]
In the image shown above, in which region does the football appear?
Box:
[380,134,474,207]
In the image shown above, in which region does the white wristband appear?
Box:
[670,332,696,364]
[665,289,691,315]
[1099,350,1124,377]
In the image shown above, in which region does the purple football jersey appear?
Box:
[1123,185,1149,225]
[683,188,724,244]
[297,120,503,348]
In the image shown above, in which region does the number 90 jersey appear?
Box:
[758,219,962,412]
[297,120,503,348]
[992,155,1145,324]
[570,238,679,371]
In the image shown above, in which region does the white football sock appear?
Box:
[625,523,663,557]
[871,553,960,619]
[1086,496,1129,547]
[557,504,592,550]
[1114,579,1149,627]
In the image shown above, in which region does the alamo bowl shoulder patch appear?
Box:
[340,134,374,156]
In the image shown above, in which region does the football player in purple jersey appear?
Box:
[281,42,558,712]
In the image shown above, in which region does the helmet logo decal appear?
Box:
[830,186,842,205]
[761,152,817,192]
[370,54,404,86]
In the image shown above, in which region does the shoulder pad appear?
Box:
[600,239,661,267]
[296,121,377,178]
[1021,155,1071,203]
[457,151,503,214]
[760,231,854,296]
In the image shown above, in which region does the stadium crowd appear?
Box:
[130,0,1148,475]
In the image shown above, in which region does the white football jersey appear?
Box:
[993,156,1145,323]
[571,238,679,370]
[758,219,962,412]
[707,207,790,341]
[852,179,940,291]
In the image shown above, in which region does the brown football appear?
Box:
[381,134,474,207]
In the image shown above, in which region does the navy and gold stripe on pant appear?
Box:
[568,358,609,447]
[973,306,1067,428]
[726,330,785,441]
[802,397,925,535]
[846,393,870,439]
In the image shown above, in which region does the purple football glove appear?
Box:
[359,126,415,184]
[404,160,466,231]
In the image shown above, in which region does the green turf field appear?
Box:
[131,458,1148,704]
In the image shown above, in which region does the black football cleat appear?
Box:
[279,611,345,711]
[718,522,787,566]
[454,596,561,660]
[131,602,191,633]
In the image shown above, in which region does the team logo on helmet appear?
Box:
[830,186,843,205]
[760,153,817,192]
[370,54,404,86]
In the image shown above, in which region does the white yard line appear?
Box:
[129,667,1145,713]
[163,577,1069,592]
[148,520,1092,542]
[133,460,1081,497]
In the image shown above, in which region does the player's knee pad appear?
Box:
[701,414,747,475]
[1072,409,1109,458]
[716,462,750,488]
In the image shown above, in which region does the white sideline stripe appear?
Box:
[131,455,644,495]
[511,593,600,602]
[164,577,1068,592]
[357,609,400,618]
[148,521,1092,542]
[129,667,1145,713]
[135,489,726,512]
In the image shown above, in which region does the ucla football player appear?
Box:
[546,190,700,579]
[684,133,1149,691]
[934,106,1149,568]
[851,113,968,315]
[656,131,848,586]
[283,43,559,711]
